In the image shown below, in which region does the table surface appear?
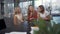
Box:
[5,32,27,34]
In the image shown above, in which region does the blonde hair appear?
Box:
[14,7,21,15]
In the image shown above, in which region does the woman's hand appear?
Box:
[14,23,18,26]
[44,15,50,21]
[14,16,18,26]
[20,20,24,23]
[43,17,50,21]
[30,18,33,20]
[30,17,35,21]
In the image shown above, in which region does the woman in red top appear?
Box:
[27,5,38,34]
[28,5,37,27]
[28,5,37,22]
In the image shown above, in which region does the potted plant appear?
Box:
[33,17,47,34]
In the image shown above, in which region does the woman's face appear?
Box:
[29,6,34,12]
[37,7,40,12]
[16,7,21,14]
[38,7,43,12]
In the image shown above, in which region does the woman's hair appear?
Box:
[14,7,21,15]
[28,5,33,11]
[39,5,45,11]
[28,5,34,16]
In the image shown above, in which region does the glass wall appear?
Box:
[4,3,14,17]
[3,0,60,17]
[51,0,60,24]
[34,0,42,10]
[19,1,32,16]
[0,4,3,19]
[3,0,14,17]
[34,0,51,13]
[34,0,60,15]
[0,3,4,19]
[51,0,60,15]
[34,0,60,24]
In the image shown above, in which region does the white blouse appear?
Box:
[39,11,50,19]
[15,14,23,23]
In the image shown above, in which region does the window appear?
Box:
[19,1,32,16]
[4,3,14,17]
[51,0,60,14]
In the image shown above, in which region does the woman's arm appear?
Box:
[37,12,40,19]
[20,14,24,23]
[44,15,50,21]
[14,16,17,25]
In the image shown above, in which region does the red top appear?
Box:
[28,11,37,21]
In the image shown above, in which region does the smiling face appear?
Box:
[38,5,45,13]
[14,7,21,15]
[37,7,41,12]
[16,7,21,14]
[28,5,34,12]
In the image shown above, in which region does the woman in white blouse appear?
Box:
[37,5,51,34]
[13,7,28,31]
[37,5,50,21]
[14,7,24,25]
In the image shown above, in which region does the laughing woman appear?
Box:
[14,7,24,31]
[28,5,37,26]
[14,7,24,25]
[37,5,51,34]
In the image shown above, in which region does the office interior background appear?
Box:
[0,0,60,34]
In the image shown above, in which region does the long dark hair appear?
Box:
[39,5,45,13]
[28,5,33,12]
[28,5,34,16]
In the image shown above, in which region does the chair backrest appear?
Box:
[0,19,6,30]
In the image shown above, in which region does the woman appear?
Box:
[27,5,38,34]
[14,7,25,31]
[28,5,37,26]
[37,5,50,21]
[14,7,24,25]
[28,5,37,22]
[37,5,51,34]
